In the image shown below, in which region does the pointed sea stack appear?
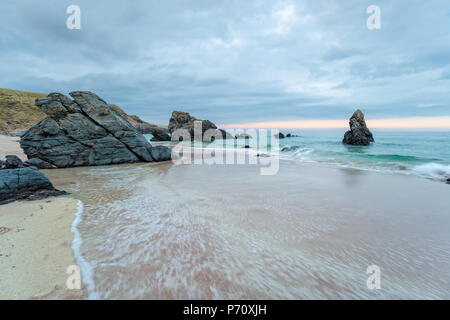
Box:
[343,109,374,146]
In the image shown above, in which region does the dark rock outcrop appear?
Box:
[0,160,4,169]
[4,155,24,168]
[446,178,450,185]
[20,91,171,168]
[274,133,285,139]
[343,109,374,146]
[0,167,67,204]
[168,111,231,141]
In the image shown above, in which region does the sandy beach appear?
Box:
[0,197,84,299]
[0,135,26,161]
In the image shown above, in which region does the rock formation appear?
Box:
[20,91,171,168]
[274,133,285,139]
[0,167,67,204]
[0,156,67,204]
[343,109,374,146]
[168,111,232,141]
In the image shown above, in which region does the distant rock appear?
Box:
[148,127,171,142]
[168,111,232,141]
[20,91,171,168]
[446,178,450,185]
[4,155,24,169]
[109,104,158,133]
[0,167,67,204]
[343,109,374,146]
[274,133,285,139]
[235,133,253,139]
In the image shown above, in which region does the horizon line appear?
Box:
[219,116,450,130]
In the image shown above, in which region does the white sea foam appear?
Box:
[71,200,99,299]
[412,163,450,181]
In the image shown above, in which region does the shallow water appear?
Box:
[47,158,450,299]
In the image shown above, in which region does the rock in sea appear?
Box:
[20,91,171,168]
[343,109,375,146]
[274,133,285,139]
[0,167,67,204]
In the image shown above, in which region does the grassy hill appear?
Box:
[0,88,47,133]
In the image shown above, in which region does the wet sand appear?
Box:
[0,197,84,299]
[45,158,450,299]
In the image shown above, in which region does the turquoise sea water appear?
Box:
[276,130,450,181]
[147,130,450,182]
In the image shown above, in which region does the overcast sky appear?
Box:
[1,0,450,126]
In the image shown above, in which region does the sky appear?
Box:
[1,0,450,128]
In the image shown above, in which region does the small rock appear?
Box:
[274,133,285,139]
[4,155,24,169]
[235,133,253,139]
[446,178,450,184]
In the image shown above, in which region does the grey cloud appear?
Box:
[1,0,450,125]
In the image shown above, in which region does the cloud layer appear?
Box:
[1,0,450,125]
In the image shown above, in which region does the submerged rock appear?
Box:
[343,109,374,146]
[168,111,232,141]
[20,91,171,168]
[0,167,67,204]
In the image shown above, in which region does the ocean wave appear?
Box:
[412,163,450,181]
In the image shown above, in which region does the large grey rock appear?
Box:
[168,111,231,141]
[343,109,374,146]
[0,167,67,204]
[20,91,171,168]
